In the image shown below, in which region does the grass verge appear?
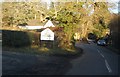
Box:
[2,45,83,58]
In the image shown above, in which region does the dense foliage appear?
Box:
[109,14,120,51]
[2,2,112,49]
[52,2,111,48]
[2,30,40,47]
[2,2,47,26]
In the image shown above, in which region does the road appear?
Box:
[66,42,118,75]
[2,39,119,75]
[2,51,72,75]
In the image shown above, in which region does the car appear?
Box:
[97,39,107,46]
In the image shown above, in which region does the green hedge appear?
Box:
[2,30,40,47]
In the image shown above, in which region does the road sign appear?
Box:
[41,28,54,41]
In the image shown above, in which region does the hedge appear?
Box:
[2,30,40,47]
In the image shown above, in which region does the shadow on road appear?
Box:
[2,51,74,75]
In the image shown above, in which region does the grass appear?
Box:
[1,27,83,57]
[2,45,83,58]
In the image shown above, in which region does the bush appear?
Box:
[82,37,88,43]
[88,33,97,40]
[27,31,40,45]
[17,23,28,26]
[2,30,40,47]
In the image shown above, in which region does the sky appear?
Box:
[108,2,119,14]
[107,0,120,14]
[107,0,119,3]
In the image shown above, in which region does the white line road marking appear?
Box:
[100,53,105,58]
[97,49,100,53]
[97,49,104,58]
[97,49,112,73]
[105,60,112,73]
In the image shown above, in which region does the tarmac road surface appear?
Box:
[66,42,118,75]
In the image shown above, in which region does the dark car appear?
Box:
[97,39,107,46]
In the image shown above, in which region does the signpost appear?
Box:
[40,28,54,48]
[41,28,54,41]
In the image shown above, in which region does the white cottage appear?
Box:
[43,20,55,28]
[41,28,54,41]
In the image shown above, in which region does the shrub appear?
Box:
[82,37,88,43]
[17,23,28,26]
[2,30,38,47]
[27,31,40,45]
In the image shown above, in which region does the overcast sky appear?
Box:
[107,0,119,2]
[108,2,119,14]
